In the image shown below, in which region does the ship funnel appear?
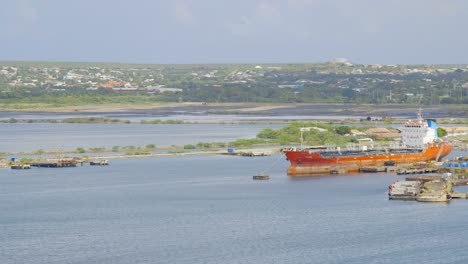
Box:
[427,119,438,138]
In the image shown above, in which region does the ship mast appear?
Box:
[300,127,312,149]
[417,107,423,122]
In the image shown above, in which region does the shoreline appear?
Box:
[0,147,283,169]
[0,102,466,116]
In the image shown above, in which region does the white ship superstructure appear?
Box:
[400,109,437,148]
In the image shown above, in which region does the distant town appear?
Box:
[0,60,467,106]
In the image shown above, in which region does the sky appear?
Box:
[1,0,467,64]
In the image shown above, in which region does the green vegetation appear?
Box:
[63,117,131,124]
[33,149,45,155]
[19,158,34,164]
[0,118,18,123]
[123,145,136,151]
[88,147,105,152]
[141,119,187,124]
[438,127,447,137]
[2,121,465,159]
[257,122,359,146]
[228,138,268,147]
[335,126,351,135]
[1,62,467,108]
[125,151,150,156]
[76,147,86,153]
[195,142,226,149]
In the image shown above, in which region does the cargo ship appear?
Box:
[284,110,453,175]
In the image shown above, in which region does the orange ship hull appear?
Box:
[285,142,453,176]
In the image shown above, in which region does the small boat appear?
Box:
[90,160,109,166]
[253,175,269,180]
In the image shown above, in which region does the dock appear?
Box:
[359,166,439,175]
[396,167,438,175]
[389,176,468,203]
[359,166,397,173]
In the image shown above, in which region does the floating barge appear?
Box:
[253,175,270,180]
[388,176,468,202]
[30,159,77,168]
[10,164,31,170]
[360,167,387,173]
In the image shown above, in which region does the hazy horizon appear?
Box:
[1,59,468,66]
[1,0,467,65]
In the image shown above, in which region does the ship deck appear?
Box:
[318,148,423,158]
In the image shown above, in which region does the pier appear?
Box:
[396,167,438,175]
[389,176,468,203]
[221,148,274,157]
[359,166,397,173]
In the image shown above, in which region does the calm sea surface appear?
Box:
[1,153,468,264]
[1,122,468,263]
[0,123,284,153]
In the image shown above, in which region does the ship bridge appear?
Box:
[401,109,437,148]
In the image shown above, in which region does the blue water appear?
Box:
[2,153,468,264]
[0,123,283,153]
[1,119,468,263]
